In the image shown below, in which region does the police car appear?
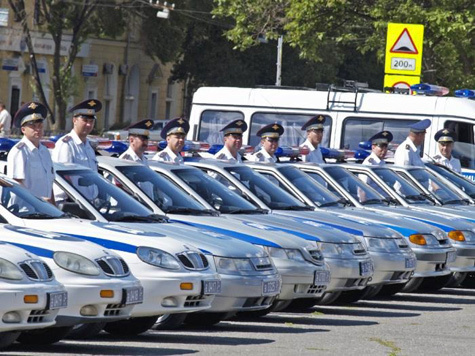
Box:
[0,243,67,349]
[0,172,217,335]
[55,159,330,316]
[425,163,475,203]
[145,160,376,306]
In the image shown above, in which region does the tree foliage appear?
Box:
[213,0,475,90]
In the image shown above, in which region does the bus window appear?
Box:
[444,120,475,169]
[198,110,244,144]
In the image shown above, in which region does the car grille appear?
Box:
[104,303,127,317]
[308,249,325,264]
[19,260,54,281]
[96,256,130,277]
[242,296,275,308]
[352,244,367,255]
[250,257,274,271]
[184,295,208,307]
[177,251,209,270]
[28,309,51,323]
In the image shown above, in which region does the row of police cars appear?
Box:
[1,126,475,349]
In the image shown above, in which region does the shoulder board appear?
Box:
[433,155,441,160]
[405,144,410,150]
[62,135,72,142]
[121,153,131,160]
[368,158,374,163]
[216,153,225,159]
[158,151,168,157]
[16,142,25,149]
[256,152,263,158]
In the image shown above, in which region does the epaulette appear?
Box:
[158,151,168,157]
[120,154,131,160]
[368,158,374,164]
[256,152,264,158]
[405,144,410,150]
[216,153,225,159]
[16,142,25,149]
[62,135,72,143]
[433,155,441,160]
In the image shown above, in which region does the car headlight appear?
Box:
[0,258,23,280]
[465,230,475,242]
[54,252,100,276]
[263,247,305,262]
[448,230,466,242]
[431,229,447,241]
[137,246,181,270]
[365,237,398,252]
[214,257,254,275]
[317,242,342,257]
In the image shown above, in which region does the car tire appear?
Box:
[334,289,370,304]
[313,292,342,305]
[460,272,475,288]
[418,274,452,291]
[377,283,406,297]
[0,331,20,350]
[152,314,188,330]
[66,322,107,339]
[183,312,234,327]
[401,277,424,293]
[104,316,158,336]
[17,326,73,345]
[286,298,318,311]
[446,272,467,288]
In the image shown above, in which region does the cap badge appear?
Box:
[382,131,388,136]
[28,103,38,110]
[145,120,153,127]
[236,121,244,126]
[88,100,96,107]
[442,129,449,134]
[272,124,279,130]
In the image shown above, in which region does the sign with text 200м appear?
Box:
[385,23,424,76]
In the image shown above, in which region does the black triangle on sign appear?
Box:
[390,28,418,54]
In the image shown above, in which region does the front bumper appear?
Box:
[273,259,329,301]
[324,256,373,292]
[0,282,66,332]
[368,250,416,285]
[55,278,142,327]
[208,273,281,312]
[411,246,454,278]
[448,243,475,272]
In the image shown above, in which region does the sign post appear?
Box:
[384,23,424,92]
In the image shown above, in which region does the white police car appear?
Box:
[0,242,67,349]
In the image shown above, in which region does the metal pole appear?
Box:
[276,35,283,86]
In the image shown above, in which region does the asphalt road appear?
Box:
[4,287,475,356]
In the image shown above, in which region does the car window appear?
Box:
[444,120,475,169]
[249,112,331,148]
[198,110,245,144]
[341,117,418,149]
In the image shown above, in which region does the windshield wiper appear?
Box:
[362,199,384,205]
[112,214,169,223]
[404,194,425,201]
[318,201,340,207]
[20,212,56,219]
[279,205,314,211]
[165,207,218,216]
[226,208,267,214]
[441,199,465,205]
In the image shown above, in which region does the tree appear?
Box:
[213,0,475,90]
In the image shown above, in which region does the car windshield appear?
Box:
[276,165,342,207]
[116,165,210,214]
[171,167,259,213]
[406,168,467,205]
[0,179,64,219]
[224,165,309,210]
[426,163,475,199]
[57,169,158,222]
[323,166,386,205]
[371,167,432,205]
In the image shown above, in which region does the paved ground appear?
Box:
[4,287,475,355]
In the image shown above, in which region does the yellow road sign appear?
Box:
[385,23,424,76]
[384,74,420,92]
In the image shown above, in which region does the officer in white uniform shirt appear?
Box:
[363,130,393,166]
[152,117,189,165]
[119,119,153,166]
[248,123,284,163]
[393,119,431,167]
[7,102,55,203]
[52,99,101,171]
[300,115,327,163]
[214,119,248,163]
[432,128,461,173]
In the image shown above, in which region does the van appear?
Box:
[188,86,475,176]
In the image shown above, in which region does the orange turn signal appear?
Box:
[100,290,114,298]
[409,234,427,245]
[180,283,193,290]
[448,230,465,242]
[24,295,38,304]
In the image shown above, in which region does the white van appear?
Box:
[188,86,475,177]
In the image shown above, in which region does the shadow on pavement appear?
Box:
[283,306,420,318]
[387,293,475,305]
[232,314,378,327]
[354,301,461,312]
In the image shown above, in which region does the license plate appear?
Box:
[405,257,417,269]
[47,291,68,310]
[203,280,221,295]
[359,261,373,277]
[446,251,457,263]
[314,270,331,285]
[123,287,144,305]
[262,280,280,295]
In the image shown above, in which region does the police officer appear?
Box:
[119,119,153,166]
[363,131,393,166]
[152,117,189,165]
[214,119,247,163]
[393,119,431,167]
[7,102,55,203]
[247,123,284,163]
[432,128,461,173]
[300,115,327,163]
[52,99,101,171]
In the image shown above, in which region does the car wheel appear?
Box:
[334,289,369,304]
[66,322,107,339]
[401,277,424,293]
[377,283,406,297]
[17,326,73,345]
[152,314,187,330]
[313,292,342,305]
[183,312,234,327]
[0,331,20,350]
[446,272,467,288]
[286,298,318,311]
[460,272,475,288]
[104,316,158,336]
[418,274,452,291]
